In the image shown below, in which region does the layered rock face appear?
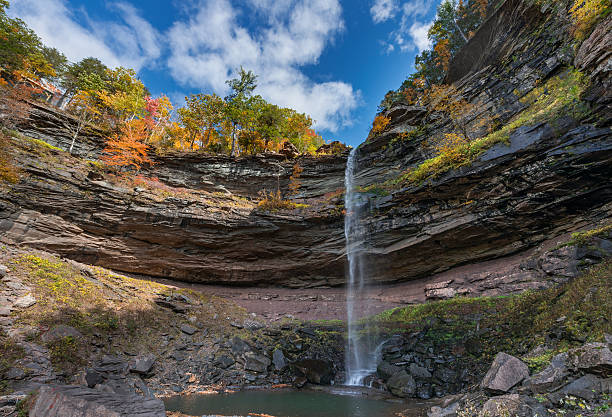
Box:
[345,5,612,283]
[1,0,611,287]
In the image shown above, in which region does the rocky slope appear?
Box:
[0,0,610,292]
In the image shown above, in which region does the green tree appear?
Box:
[178,93,225,149]
[0,1,52,79]
[40,46,68,82]
[59,57,109,106]
[224,67,258,156]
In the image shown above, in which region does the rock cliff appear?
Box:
[1,0,611,288]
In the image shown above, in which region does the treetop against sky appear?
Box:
[9,0,444,146]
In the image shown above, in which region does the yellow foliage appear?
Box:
[569,0,610,40]
[372,115,391,135]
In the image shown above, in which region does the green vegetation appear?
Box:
[367,259,611,363]
[524,350,555,373]
[563,224,612,247]
[8,252,250,360]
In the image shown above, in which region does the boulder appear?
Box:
[214,354,235,369]
[272,349,287,371]
[563,374,600,400]
[409,363,432,379]
[0,264,8,278]
[480,394,522,417]
[30,385,165,417]
[230,337,252,355]
[41,325,83,344]
[13,294,36,308]
[293,359,334,385]
[243,352,271,374]
[129,355,156,375]
[85,369,104,388]
[529,352,570,393]
[387,370,416,398]
[481,353,529,394]
[377,361,402,380]
[179,324,197,335]
[567,343,612,377]
[94,356,129,375]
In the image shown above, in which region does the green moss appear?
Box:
[24,137,63,152]
[524,351,555,373]
[563,224,612,247]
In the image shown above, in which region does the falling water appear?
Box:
[344,148,378,386]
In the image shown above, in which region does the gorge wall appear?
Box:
[0,0,611,288]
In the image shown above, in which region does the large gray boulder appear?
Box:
[481,353,529,394]
[129,355,156,375]
[30,385,165,417]
[244,352,271,374]
[377,361,402,380]
[387,370,416,398]
[568,343,612,377]
[272,349,287,371]
[529,352,570,393]
[41,325,83,344]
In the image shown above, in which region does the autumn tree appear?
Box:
[0,1,55,80]
[98,67,148,126]
[178,93,224,149]
[371,115,391,135]
[569,0,610,40]
[102,119,152,170]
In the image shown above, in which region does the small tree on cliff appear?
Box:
[224,67,258,157]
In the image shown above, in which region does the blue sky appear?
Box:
[10,0,441,147]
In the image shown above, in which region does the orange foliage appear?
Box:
[434,39,451,73]
[288,163,303,195]
[0,79,34,129]
[102,119,153,170]
[372,115,391,135]
[475,0,488,19]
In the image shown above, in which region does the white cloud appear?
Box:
[8,0,161,71]
[372,0,439,53]
[167,0,359,132]
[408,21,433,52]
[370,0,398,23]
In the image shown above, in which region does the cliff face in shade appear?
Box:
[1,0,611,288]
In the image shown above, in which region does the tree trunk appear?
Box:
[230,123,237,157]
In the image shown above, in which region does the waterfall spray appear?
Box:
[344,148,378,386]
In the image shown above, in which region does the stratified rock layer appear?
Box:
[1,0,611,287]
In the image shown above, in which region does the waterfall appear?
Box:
[344,147,378,386]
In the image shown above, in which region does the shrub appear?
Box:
[569,0,611,41]
[371,115,391,136]
[257,189,306,211]
[0,133,19,183]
